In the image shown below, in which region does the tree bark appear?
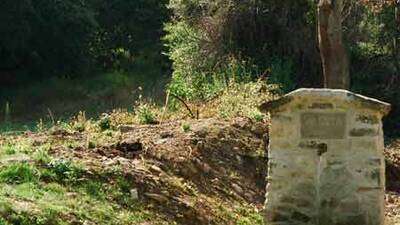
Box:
[394,1,400,73]
[317,0,350,89]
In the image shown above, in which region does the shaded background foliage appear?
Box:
[165,0,400,135]
[0,0,98,82]
[0,0,169,85]
[0,0,399,135]
[0,0,169,126]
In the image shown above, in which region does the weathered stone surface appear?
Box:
[356,114,379,125]
[261,89,390,225]
[260,88,391,116]
[301,113,346,139]
[350,128,378,137]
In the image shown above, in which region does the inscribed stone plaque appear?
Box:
[301,113,346,139]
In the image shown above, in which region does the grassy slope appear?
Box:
[0,117,268,225]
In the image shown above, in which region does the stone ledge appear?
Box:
[260,88,391,116]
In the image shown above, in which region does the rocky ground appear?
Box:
[385,139,400,224]
[0,117,399,224]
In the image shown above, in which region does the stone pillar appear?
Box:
[260,89,391,225]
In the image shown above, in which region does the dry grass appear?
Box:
[104,80,278,128]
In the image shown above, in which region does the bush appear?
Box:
[0,163,38,184]
[182,123,191,132]
[3,144,16,155]
[98,113,112,131]
[43,159,83,183]
[0,218,10,225]
[136,103,158,125]
[348,4,400,136]
[33,145,52,164]
[201,79,278,120]
[165,0,319,98]
[267,58,296,93]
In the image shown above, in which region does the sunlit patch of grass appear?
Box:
[0,163,39,184]
[41,159,84,183]
[32,145,52,164]
[0,161,167,225]
[234,205,264,225]
[82,181,105,199]
[3,144,16,155]
[204,80,277,120]
[0,139,34,156]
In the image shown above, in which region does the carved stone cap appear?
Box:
[260,88,391,117]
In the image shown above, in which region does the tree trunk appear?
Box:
[394,1,400,74]
[317,0,350,89]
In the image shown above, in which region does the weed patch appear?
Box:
[0,163,38,184]
[42,159,84,183]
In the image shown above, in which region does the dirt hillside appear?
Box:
[0,117,399,224]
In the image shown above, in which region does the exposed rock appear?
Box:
[119,125,135,133]
[115,138,143,158]
[251,122,268,136]
[160,131,174,139]
[144,193,169,203]
[150,165,163,174]
[232,183,244,195]
[130,189,139,200]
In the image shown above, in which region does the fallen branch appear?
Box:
[170,93,195,119]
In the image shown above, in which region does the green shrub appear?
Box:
[0,163,38,184]
[250,111,265,122]
[43,159,83,183]
[33,145,52,164]
[182,123,191,132]
[98,114,112,131]
[83,181,105,199]
[136,103,157,125]
[87,140,97,149]
[0,218,10,225]
[6,209,61,225]
[71,111,88,132]
[3,144,16,155]
[267,58,296,93]
[207,80,277,120]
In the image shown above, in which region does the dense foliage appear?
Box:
[165,0,400,134]
[0,0,168,85]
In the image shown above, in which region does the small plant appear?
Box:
[83,181,105,199]
[71,111,88,132]
[87,140,96,149]
[136,103,157,125]
[182,123,191,132]
[45,159,83,183]
[98,113,112,131]
[36,119,46,132]
[0,163,38,184]
[33,145,52,164]
[3,144,16,155]
[0,217,10,225]
[251,112,264,122]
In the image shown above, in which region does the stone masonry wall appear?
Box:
[261,89,391,225]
